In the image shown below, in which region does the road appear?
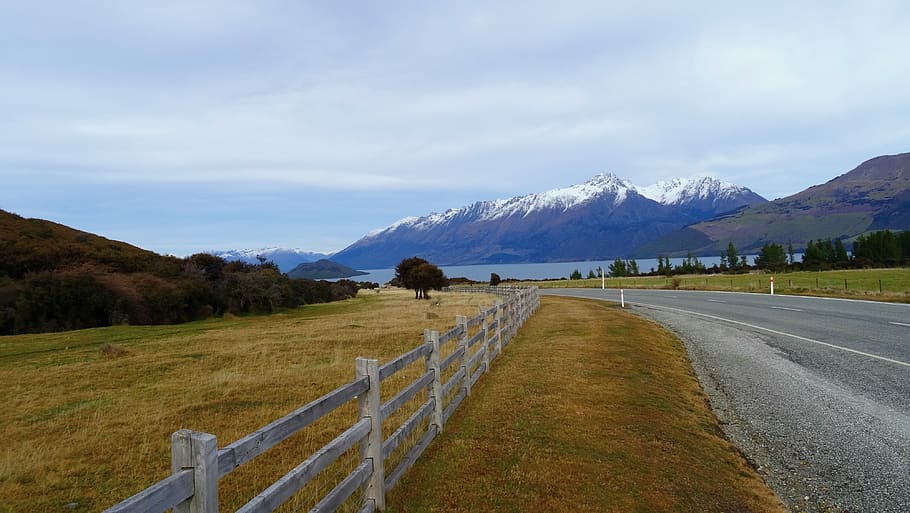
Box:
[542,288,910,513]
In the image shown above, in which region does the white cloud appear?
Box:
[2,1,910,253]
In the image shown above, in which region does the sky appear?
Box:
[2,1,909,256]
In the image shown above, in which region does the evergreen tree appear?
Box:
[755,243,787,272]
[803,239,825,269]
[833,239,849,264]
[723,242,739,271]
[853,230,902,266]
[680,253,707,274]
[608,259,628,277]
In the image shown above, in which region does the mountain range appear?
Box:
[207,152,910,269]
[332,174,766,268]
[210,248,329,273]
[636,152,910,257]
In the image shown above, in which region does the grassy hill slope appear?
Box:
[637,152,910,256]
[0,209,166,278]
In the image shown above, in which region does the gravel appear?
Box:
[633,304,910,513]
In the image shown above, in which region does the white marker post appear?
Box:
[770,276,775,296]
[620,288,625,308]
[601,267,605,290]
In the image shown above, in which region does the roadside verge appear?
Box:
[386,295,785,512]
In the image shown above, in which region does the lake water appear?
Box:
[350,255,757,285]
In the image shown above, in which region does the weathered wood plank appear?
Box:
[310,459,372,513]
[442,367,466,399]
[466,312,483,328]
[467,345,485,371]
[439,346,465,373]
[101,470,194,513]
[442,389,466,424]
[384,424,438,492]
[235,418,371,513]
[218,377,368,478]
[378,344,430,381]
[437,325,463,345]
[380,370,433,420]
[466,329,484,348]
[382,398,435,460]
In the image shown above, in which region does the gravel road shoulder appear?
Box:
[632,304,910,513]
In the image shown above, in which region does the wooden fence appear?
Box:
[103,286,539,513]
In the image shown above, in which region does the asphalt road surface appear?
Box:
[542,288,910,513]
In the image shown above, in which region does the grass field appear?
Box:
[0,289,498,513]
[528,267,910,302]
[1,289,784,513]
[387,296,784,512]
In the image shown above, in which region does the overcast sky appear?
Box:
[2,1,909,256]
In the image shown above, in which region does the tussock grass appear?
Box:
[386,296,785,513]
[0,288,496,513]
[530,268,910,302]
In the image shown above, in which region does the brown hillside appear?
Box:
[0,209,167,279]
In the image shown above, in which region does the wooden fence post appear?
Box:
[505,297,514,343]
[171,430,218,513]
[356,357,385,511]
[456,315,471,397]
[494,302,506,355]
[424,330,444,433]
[480,307,491,373]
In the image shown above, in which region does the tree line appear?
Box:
[0,253,377,335]
[560,229,909,280]
[754,230,910,272]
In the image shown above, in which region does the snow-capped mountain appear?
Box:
[332,173,766,268]
[634,176,765,217]
[210,247,329,273]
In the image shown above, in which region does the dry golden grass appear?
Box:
[0,288,497,513]
[386,296,786,513]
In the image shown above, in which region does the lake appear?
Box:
[348,255,757,285]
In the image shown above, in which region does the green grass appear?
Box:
[527,268,910,302]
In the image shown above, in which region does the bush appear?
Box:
[13,272,117,333]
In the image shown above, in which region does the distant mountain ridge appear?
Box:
[333,174,766,268]
[638,152,910,256]
[210,248,329,273]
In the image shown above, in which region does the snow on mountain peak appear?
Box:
[634,175,747,205]
[369,173,755,236]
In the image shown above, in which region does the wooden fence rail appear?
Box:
[102,286,539,513]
